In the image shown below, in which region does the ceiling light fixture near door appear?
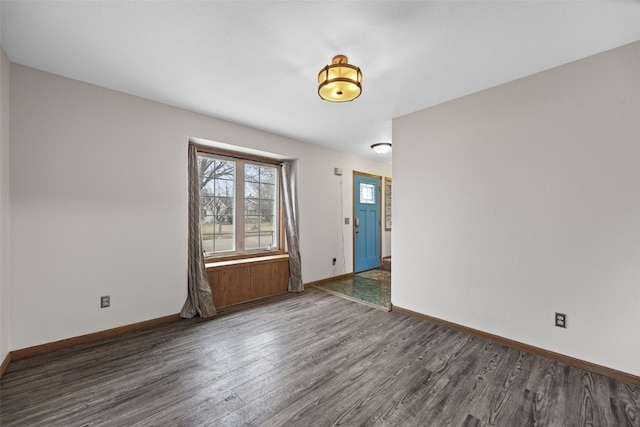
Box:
[371,142,392,154]
[318,55,362,102]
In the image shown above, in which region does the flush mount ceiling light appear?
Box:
[318,55,362,102]
[371,142,392,154]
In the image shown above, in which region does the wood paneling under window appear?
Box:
[206,254,289,307]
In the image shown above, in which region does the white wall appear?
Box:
[8,64,390,351]
[393,42,640,376]
[0,45,10,363]
[296,149,392,281]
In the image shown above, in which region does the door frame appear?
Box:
[352,171,383,272]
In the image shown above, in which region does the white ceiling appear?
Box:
[2,1,639,163]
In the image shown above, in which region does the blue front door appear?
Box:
[354,173,381,272]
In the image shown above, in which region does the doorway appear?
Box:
[353,172,382,273]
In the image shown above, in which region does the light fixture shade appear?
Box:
[371,143,392,154]
[318,55,362,102]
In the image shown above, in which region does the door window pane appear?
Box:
[360,183,375,204]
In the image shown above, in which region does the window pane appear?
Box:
[214,179,233,197]
[360,183,375,204]
[199,157,215,180]
[201,233,214,253]
[245,164,260,183]
[260,183,275,200]
[198,155,236,254]
[259,200,274,215]
[245,163,278,250]
[245,182,259,199]
[260,166,276,184]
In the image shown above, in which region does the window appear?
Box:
[198,150,281,258]
[244,164,277,250]
[360,182,376,204]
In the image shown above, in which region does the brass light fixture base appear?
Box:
[318,55,362,102]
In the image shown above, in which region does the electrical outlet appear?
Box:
[101,295,110,308]
[555,312,566,328]
[332,258,337,265]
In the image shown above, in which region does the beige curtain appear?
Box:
[281,160,303,292]
[180,144,217,318]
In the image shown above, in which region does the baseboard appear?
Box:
[0,351,11,378]
[9,313,181,362]
[392,305,640,388]
[304,272,354,288]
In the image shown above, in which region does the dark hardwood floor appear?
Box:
[1,288,639,426]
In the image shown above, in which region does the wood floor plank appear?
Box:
[1,288,639,426]
[266,332,433,425]
[608,379,640,426]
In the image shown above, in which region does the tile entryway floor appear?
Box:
[313,269,391,310]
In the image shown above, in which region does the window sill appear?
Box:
[205,253,289,270]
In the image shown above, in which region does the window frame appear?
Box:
[195,144,285,263]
